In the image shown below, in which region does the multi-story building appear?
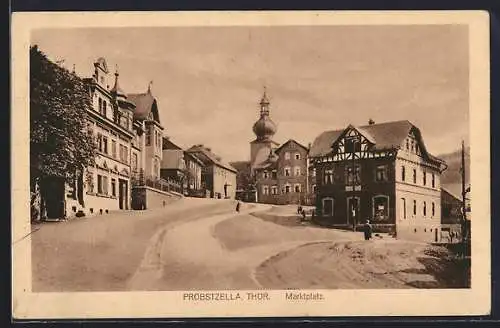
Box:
[65,58,139,216]
[254,139,309,205]
[183,151,205,197]
[186,145,237,199]
[160,137,205,196]
[309,120,447,242]
[234,88,312,205]
[63,56,168,217]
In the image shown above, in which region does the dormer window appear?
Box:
[295,153,301,160]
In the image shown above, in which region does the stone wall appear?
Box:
[132,186,182,210]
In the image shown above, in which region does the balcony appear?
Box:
[131,170,183,194]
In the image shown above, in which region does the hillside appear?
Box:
[438,147,470,196]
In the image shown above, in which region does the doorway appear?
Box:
[44,177,66,219]
[347,196,360,226]
[118,179,128,210]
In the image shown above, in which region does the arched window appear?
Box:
[423,201,427,217]
[153,158,159,177]
[401,165,406,181]
[432,202,435,217]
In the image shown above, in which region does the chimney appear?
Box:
[368,119,375,125]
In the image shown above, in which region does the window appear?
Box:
[432,173,435,188]
[423,171,427,186]
[284,167,291,176]
[271,186,278,195]
[294,184,301,193]
[345,165,361,185]
[324,169,334,184]
[120,115,128,130]
[401,198,407,219]
[432,202,435,217]
[97,175,103,194]
[262,186,269,195]
[146,127,151,146]
[294,166,301,176]
[312,168,316,177]
[322,198,334,216]
[413,200,417,215]
[272,171,277,179]
[401,165,406,181]
[373,196,389,222]
[111,140,117,158]
[97,175,108,195]
[263,171,269,179]
[285,152,290,160]
[102,101,107,117]
[97,133,103,152]
[312,184,317,193]
[375,165,388,182]
[411,140,415,152]
[102,137,108,154]
[295,153,301,160]
[111,179,116,197]
[132,153,138,171]
[413,169,417,184]
[345,138,361,153]
[153,158,159,177]
[285,185,291,193]
[423,201,427,217]
[406,139,409,150]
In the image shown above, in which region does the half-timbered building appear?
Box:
[309,120,447,242]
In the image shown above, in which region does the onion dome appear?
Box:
[252,87,277,141]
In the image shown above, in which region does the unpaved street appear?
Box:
[31,198,238,291]
[31,199,468,292]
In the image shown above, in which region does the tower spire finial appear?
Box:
[147,80,153,94]
[259,86,270,116]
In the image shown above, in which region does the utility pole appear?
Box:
[460,140,469,248]
[351,137,357,232]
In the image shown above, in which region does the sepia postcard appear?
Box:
[11,11,490,319]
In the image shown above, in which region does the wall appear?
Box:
[315,157,396,227]
[394,156,442,243]
[132,186,182,210]
[212,165,237,199]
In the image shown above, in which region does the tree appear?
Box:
[30,45,96,221]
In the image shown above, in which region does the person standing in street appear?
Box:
[364,219,373,240]
[236,200,241,213]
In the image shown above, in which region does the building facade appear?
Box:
[186,145,237,199]
[65,58,139,217]
[309,120,447,242]
[63,57,168,217]
[254,139,309,205]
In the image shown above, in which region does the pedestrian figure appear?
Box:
[236,201,241,213]
[297,204,302,214]
[301,209,307,222]
[364,219,373,240]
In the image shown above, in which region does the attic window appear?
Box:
[345,137,361,153]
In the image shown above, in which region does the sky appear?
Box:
[31,25,469,162]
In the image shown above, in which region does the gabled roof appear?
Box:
[127,91,160,123]
[309,120,445,165]
[274,139,308,154]
[162,137,183,150]
[186,145,237,173]
[184,151,205,166]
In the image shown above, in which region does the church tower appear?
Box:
[250,87,278,172]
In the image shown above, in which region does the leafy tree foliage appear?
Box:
[30,45,96,183]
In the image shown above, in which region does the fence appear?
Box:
[131,171,183,194]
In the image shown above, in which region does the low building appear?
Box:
[309,120,447,242]
[186,145,237,199]
[183,151,205,197]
